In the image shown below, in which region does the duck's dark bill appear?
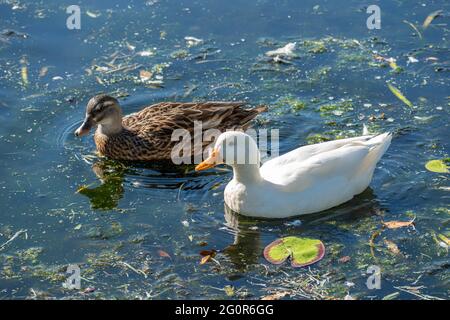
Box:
[75,117,94,137]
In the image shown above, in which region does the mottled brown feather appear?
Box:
[94,101,267,161]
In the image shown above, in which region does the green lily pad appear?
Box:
[263,236,325,267]
[425,159,449,173]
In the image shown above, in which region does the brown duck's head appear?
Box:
[75,94,123,137]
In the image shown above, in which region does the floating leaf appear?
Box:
[139,70,152,81]
[382,292,400,300]
[261,291,289,300]
[224,285,234,297]
[423,10,443,29]
[199,249,216,265]
[338,256,351,263]
[384,239,401,255]
[200,255,212,265]
[263,236,325,267]
[382,218,415,229]
[438,234,450,246]
[425,159,449,173]
[158,250,171,259]
[387,83,413,108]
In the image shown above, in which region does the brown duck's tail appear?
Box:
[238,104,268,130]
[254,105,268,113]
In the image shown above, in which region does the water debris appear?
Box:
[403,20,423,39]
[384,240,401,255]
[422,10,443,29]
[387,83,413,108]
[265,42,297,59]
[338,256,351,264]
[0,229,27,251]
[86,10,101,18]
[83,287,96,294]
[437,234,450,246]
[118,261,148,277]
[137,49,155,57]
[382,292,400,300]
[261,291,289,300]
[382,217,416,229]
[425,159,449,173]
[158,250,171,259]
[139,70,153,82]
[199,249,217,265]
[20,56,28,87]
[39,66,49,77]
[369,229,382,259]
[407,56,419,64]
[184,36,203,47]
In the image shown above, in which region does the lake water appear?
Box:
[0,0,449,299]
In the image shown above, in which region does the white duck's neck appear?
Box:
[232,163,262,184]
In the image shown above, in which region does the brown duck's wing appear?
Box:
[123,101,267,132]
[118,102,267,160]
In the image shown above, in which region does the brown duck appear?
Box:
[74,94,267,161]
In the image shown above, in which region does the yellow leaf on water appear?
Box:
[423,10,443,29]
[425,159,449,173]
[199,255,211,265]
[21,66,28,86]
[224,285,234,297]
[387,83,413,108]
[438,234,450,246]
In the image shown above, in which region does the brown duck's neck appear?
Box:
[97,114,123,136]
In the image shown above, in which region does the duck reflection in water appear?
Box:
[77,159,201,210]
[77,160,126,210]
[221,187,383,271]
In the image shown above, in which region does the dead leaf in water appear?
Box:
[158,250,171,259]
[382,218,415,229]
[423,10,443,29]
[199,249,216,265]
[139,70,152,81]
[261,291,289,300]
[384,239,401,255]
[338,256,351,263]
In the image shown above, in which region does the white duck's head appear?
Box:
[195,131,261,171]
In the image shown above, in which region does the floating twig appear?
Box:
[0,229,27,251]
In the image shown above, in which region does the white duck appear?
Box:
[195,129,391,218]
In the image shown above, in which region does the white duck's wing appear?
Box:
[260,133,391,191]
[262,135,374,170]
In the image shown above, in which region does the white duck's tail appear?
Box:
[353,131,392,194]
[365,132,392,166]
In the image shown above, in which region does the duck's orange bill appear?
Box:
[195,149,219,171]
